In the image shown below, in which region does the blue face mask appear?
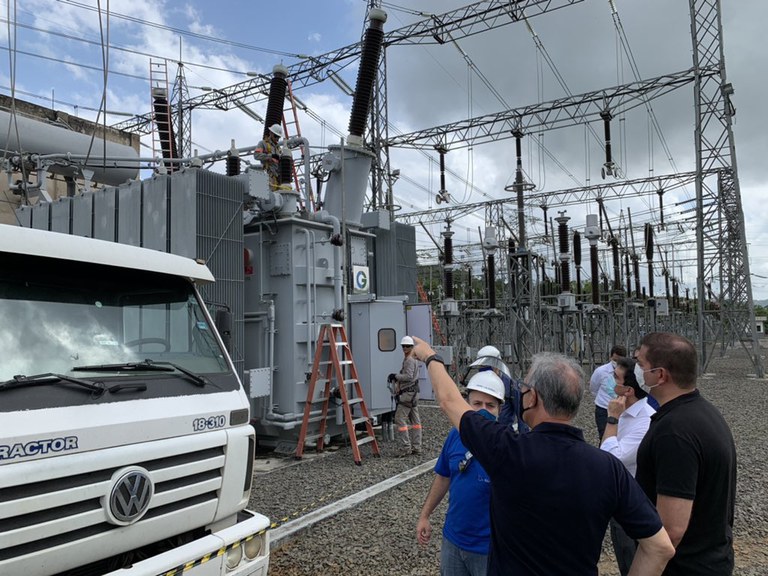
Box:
[477,408,498,422]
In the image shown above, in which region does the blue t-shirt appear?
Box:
[435,428,492,554]
[460,413,662,576]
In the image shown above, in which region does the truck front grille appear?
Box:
[0,437,226,564]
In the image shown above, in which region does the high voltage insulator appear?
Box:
[625,252,632,295]
[600,109,615,179]
[657,187,665,226]
[263,65,288,140]
[633,255,641,299]
[435,146,450,204]
[611,238,621,292]
[226,140,241,176]
[585,214,601,306]
[556,212,571,293]
[573,232,582,267]
[347,9,387,143]
[645,223,654,298]
[573,231,582,295]
[442,226,454,300]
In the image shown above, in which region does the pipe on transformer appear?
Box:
[311,210,344,320]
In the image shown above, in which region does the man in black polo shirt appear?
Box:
[412,338,674,576]
[635,332,737,575]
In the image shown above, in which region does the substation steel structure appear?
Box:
[112,0,762,378]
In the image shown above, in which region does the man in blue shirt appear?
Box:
[416,371,506,576]
[412,337,675,576]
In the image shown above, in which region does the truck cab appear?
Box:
[0,225,269,576]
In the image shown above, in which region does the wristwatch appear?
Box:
[606,416,619,425]
[424,353,445,368]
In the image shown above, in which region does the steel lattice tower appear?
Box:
[690,0,763,376]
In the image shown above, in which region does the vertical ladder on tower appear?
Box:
[417,280,446,346]
[282,79,315,211]
[296,324,380,465]
[148,59,177,173]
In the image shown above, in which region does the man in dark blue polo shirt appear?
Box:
[412,338,674,576]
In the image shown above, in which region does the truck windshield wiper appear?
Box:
[0,373,106,395]
[73,359,210,387]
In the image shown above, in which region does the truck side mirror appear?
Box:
[215,309,233,353]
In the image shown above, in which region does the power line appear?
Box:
[56,0,303,59]
[1,18,261,77]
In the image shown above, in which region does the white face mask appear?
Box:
[635,363,659,394]
[610,359,618,368]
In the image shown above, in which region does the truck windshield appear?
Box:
[0,252,230,383]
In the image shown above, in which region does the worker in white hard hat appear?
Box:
[387,335,422,456]
[254,123,284,190]
[416,371,504,575]
[468,345,529,433]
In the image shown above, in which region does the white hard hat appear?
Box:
[466,371,505,403]
[268,124,284,138]
[476,345,501,359]
[469,345,511,378]
[400,336,414,346]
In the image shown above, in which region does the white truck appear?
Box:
[0,224,270,576]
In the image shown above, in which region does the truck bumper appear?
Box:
[103,510,270,576]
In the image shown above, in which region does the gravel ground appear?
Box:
[249,342,768,575]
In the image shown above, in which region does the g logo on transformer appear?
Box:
[107,468,154,525]
[352,265,370,294]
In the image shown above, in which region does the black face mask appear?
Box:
[520,389,535,421]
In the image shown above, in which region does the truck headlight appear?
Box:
[226,544,243,570]
[243,534,263,559]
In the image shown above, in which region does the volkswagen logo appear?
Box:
[107,468,154,525]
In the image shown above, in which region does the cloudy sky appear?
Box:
[3,0,766,300]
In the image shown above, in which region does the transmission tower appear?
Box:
[690,0,763,376]
[170,62,192,160]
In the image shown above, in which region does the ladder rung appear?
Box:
[342,379,358,385]
[355,436,376,446]
[347,398,363,405]
[310,396,329,404]
[350,417,369,426]
[303,433,322,442]
[339,360,353,366]
[306,416,325,424]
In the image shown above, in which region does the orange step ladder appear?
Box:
[296,324,380,465]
